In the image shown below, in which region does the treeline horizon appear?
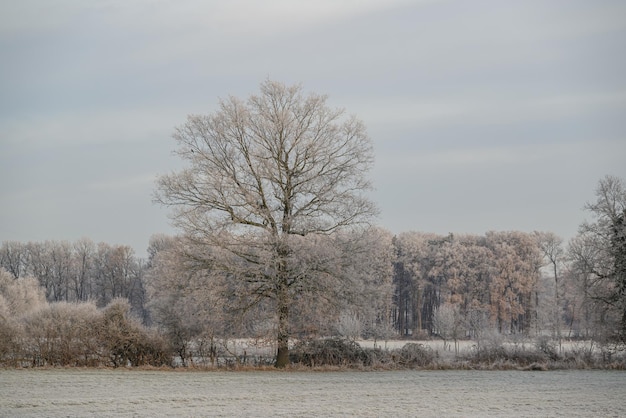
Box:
[0,226,616,341]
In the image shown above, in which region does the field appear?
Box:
[1,369,625,417]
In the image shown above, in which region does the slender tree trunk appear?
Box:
[413,283,422,336]
[554,267,562,352]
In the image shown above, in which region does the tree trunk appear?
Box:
[275,256,290,368]
[413,283,422,336]
[275,288,290,368]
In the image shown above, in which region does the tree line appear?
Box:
[0,240,147,319]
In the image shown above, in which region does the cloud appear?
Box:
[351,90,626,131]
[1,106,184,150]
[0,0,419,37]
[88,173,156,192]
[373,138,626,183]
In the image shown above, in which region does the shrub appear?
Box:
[535,336,560,361]
[21,302,101,366]
[98,298,171,367]
[290,338,372,367]
[0,317,20,366]
[395,343,435,368]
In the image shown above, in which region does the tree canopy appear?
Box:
[155,80,378,367]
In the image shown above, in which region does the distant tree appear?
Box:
[445,234,492,328]
[0,268,46,364]
[72,238,96,302]
[570,175,626,342]
[0,268,47,319]
[0,241,28,279]
[393,232,441,337]
[485,231,542,334]
[353,227,396,343]
[145,235,226,366]
[24,241,54,298]
[1,239,147,317]
[48,241,73,302]
[336,311,362,341]
[155,80,377,367]
[93,243,146,316]
[423,233,455,333]
[432,302,464,355]
[534,231,565,350]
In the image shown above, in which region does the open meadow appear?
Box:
[1,368,625,417]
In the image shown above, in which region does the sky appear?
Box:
[1,0,625,257]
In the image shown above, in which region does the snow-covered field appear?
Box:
[1,369,625,417]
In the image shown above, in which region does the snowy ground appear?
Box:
[1,369,625,417]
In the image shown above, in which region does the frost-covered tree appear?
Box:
[393,232,441,336]
[393,231,542,338]
[351,227,395,342]
[93,243,145,315]
[485,231,542,334]
[1,239,147,316]
[534,231,565,348]
[0,268,47,364]
[145,235,227,366]
[155,80,377,367]
[72,238,96,302]
[0,241,28,279]
[432,302,464,355]
[0,268,47,319]
[570,175,626,342]
[445,234,492,326]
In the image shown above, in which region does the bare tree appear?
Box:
[155,80,377,367]
[571,175,626,342]
[145,235,227,366]
[535,231,565,351]
[393,232,441,337]
[432,302,464,355]
[0,241,28,279]
[0,268,46,319]
[352,227,396,343]
[73,238,96,302]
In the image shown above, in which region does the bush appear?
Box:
[465,337,560,367]
[0,318,20,366]
[290,338,372,367]
[3,299,171,368]
[98,299,171,367]
[395,343,435,368]
[535,336,560,361]
[21,302,101,367]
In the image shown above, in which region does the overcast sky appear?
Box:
[1,0,625,257]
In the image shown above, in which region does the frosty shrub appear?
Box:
[0,317,19,365]
[8,298,170,368]
[395,343,435,368]
[22,302,100,366]
[290,338,372,367]
[464,335,563,367]
[0,268,46,318]
[535,336,560,361]
[98,298,171,367]
[569,341,595,365]
[336,312,363,341]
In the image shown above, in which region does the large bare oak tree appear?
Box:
[155,80,377,367]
